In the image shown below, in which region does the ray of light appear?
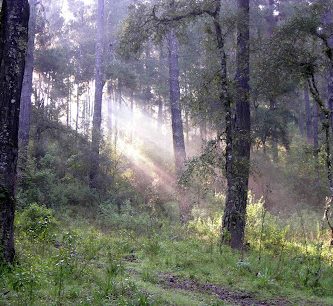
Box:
[117,138,176,195]
[104,98,174,157]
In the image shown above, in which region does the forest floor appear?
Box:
[1,205,333,306]
[126,266,292,305]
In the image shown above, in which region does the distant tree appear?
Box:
[19,0,38,165]
[0,0,29,263]
[167,27,188,220]
[90,0,105,188]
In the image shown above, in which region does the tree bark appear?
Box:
[19,0,36,164]
[130,90,134,143]
[167,29,186,175]
[89,0,105,188]
[167,28,188,222]
[0,0,29,263]
[328,69,333,134]
[308,76,333,214]
[209,1,238,246]
[304,83,312,143]
[222,0,251,250]
[76,86,80,133]
[266,0,279,161]
[107,81,113,140]
[298,96,305,137]
[313,100,319,152]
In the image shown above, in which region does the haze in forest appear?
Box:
[0,0,333,305]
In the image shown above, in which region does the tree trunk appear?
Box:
[19,0,36,164]
[130,90,134,142]
[89,0,105,188]
[222,0,251,250]
[328,70,333,134]
[0,0,29,263]
[158,46,164,130]
[298,97,305,137]
[312,100,321,185]
[210,1,236,245]
[167,29,186,174]
[76,86,80,133]
[158,95,163,128]
[269,99,278,162]
[107,82,113,140]
[313,98,319,158]
[144,44,152,116]
[304,83,312,143]
[308,76,333,246]
[185,109,190,146]
[200,118,207,144]
[167,28,188,221]
[266,0,279,161]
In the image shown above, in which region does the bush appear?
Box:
[16,203,58,242]
[245,196,288,252]
[98,200,157,234]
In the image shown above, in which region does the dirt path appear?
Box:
[157,273,290,306]
[125,261,322,306]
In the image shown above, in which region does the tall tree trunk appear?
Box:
[313,2,333,244]
[298,97,305,137]
[313,100,320,182]
[324,9,333,135]
[313,100,319,154]
[0,0,29,263]
[157,46,164,130]
[185,109,190,146]
[222,0,251,250]
[89,0,105,188]
[19,0,36,164]
[167,28,187,221]
[158,95,163,127]
[76,86,80,133]
[107,81,113,140]
[328,70,333,134]
[210,0,236,245]
[144,44,152,116]
[270,99,279,162]
[200,119,207,144]
[82,90,87,136]
[167,29,186,174]
[68,81,72,128]
[130,90,134,143]
[304,83,312,142]
[266,0,279,161]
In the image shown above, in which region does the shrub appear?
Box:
[16,203,58,242]
[98,200,159,234]
[245,197,288,252]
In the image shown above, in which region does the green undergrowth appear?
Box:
[0,203,333,306]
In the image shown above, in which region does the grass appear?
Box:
[0,203,333,305]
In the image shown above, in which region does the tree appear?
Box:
[19,0,38,164]
[0,0,30,263]
[167,28,187,220]
[304,83,312,143]
[90,0,105,188]
[122,0,252,246]
[222,0,251,249]
[266,0,279,161]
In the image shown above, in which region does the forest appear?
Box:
[1,0,333,305]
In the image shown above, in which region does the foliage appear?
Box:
[99,200,158,235]
[2,203,333,305]
[6,0,333,304]
[16,203,58,243]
